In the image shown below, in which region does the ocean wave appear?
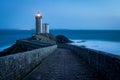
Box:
[71,40,120,56]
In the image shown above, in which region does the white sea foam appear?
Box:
[71,40,120,56]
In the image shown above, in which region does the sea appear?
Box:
[0,29,120,56]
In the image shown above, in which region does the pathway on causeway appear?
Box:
[23,48,104,80]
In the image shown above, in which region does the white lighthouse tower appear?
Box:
[35,11,42,34]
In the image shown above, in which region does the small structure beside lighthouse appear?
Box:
[35,11,42,34]
[42,23,49,33]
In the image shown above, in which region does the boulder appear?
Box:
[56,35,72,44]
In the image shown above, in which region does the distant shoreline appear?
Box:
[0,29,120,31]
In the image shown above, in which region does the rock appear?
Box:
[77,40,86,43]
[28,33,56,44]
[56,35,72,44]
[80,45,86,48]
[0,44,25,57]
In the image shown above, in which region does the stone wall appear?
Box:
[59,44,120,80]
[16,40,56,51]
[0,45,57,80]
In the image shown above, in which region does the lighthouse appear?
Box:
[35,11,42,34]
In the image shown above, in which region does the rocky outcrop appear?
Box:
[28,33,56,44]
[0,44,25,57]
[56,35,72,44]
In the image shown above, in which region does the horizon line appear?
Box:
[0,29,120,31]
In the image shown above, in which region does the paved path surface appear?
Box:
[24,48,104,80]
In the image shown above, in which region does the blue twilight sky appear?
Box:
[0,0,120,30]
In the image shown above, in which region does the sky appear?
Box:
[0,0,120,30]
